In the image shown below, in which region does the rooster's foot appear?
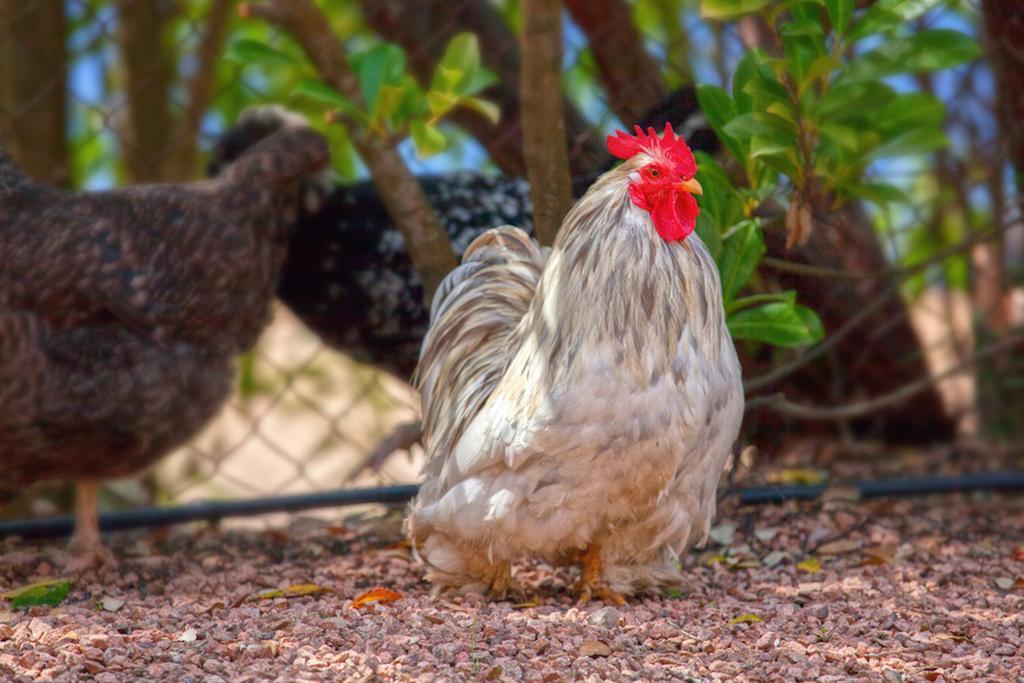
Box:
[575,543,626,606]
[485,561,525,601]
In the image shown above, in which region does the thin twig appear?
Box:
[748,336,1023,421]
[239,0,457,302]
[356,420,423,478]
[760,222,1010,281]
[743,285,899,392]
[519,0,575,246]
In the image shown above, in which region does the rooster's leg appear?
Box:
[67,480,115,566]
[575,543,626,606]
[485,561,524,601]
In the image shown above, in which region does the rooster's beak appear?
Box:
[678,178,703,196]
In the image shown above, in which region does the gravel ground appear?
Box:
[2,490,1023,682]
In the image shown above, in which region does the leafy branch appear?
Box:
[237,0,457,302]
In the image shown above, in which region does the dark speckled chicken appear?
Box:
[0,124,330,557]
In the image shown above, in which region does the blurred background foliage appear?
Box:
[0,0,1021,516]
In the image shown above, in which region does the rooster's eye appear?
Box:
[648,167,660,178]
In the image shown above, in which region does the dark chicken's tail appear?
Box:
[0,135,31,193]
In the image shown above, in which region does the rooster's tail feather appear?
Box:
[414,225,544,478]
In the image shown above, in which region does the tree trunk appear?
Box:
[519,0,574,246]
[115,0,176,183]
[0,0,69,186]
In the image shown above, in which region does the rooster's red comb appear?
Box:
[606,122,696,176]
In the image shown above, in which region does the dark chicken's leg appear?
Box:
[576,543,626,605]
[67,480,115,565]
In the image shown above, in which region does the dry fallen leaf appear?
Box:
[709,522,736,546]
[776,467,828,486]
[248,583,333,601]
[728,613,763,626]
[578,640,611,657]
[1012,546,1024,562]
[860,544,898,566]
[754,527,779,543]
[817,539,863,556]
[797,557,821,574]
[485,665,503,680]
[763,550,788,568]
[100,596,125,613]
[178,628,197,643]
[994,577,1023,591]
[351,587,403,609]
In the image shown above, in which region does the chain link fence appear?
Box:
[1,0,1021,529]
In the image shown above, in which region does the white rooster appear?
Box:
[409,124,744,603]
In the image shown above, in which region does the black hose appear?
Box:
[0,485,418,540]
[2,472,1023,540]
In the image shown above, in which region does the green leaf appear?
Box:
[732,50,762,114]
[846,181,908,205]
[434,65,464,93]
[695,84,745,161]
[410,120,447,157]
[727,302,821,346]
[871,92,945,133]
[460,68,499,97]
[814,81,894,120]
[819,122,859,151]
[749,135,794,159]
[393,76,426,120]
[795,304,825,342]
[722,112,796,147]
[376,84,406,124]
[294,79,364,120]
[459,96,501,124]
[695,151,744,231]
[226,39,296,65]
[780,18,824,39]
[741,70,790,109]
[718,219,765,302]
[803,54,839,87]
[701,0,773,20]
[726,290,797,314]
[843,29,981,82]
[848,0,943,41]
[358,43,407,114]
[695,211,723,262]
[439,32,483,73]
[427,91,459,118]
[3,579,71,609]
[825,0,853,35]
[869,127,948,159]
